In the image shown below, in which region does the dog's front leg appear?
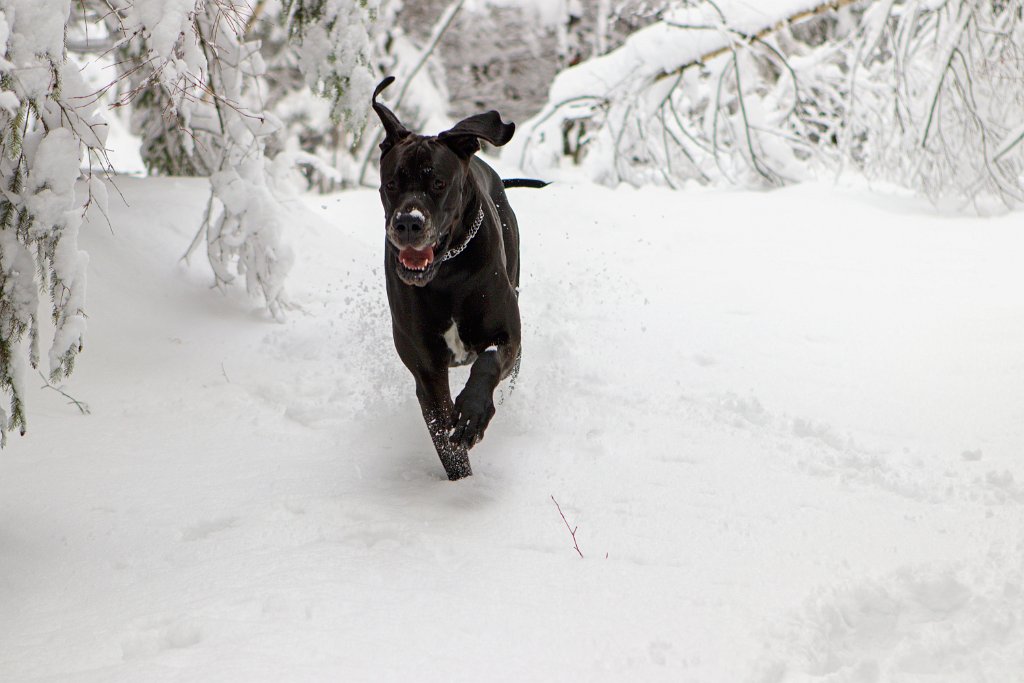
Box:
[451,342,519,449]
[414,371,473,481]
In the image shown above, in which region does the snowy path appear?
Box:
[1,177,1022,681]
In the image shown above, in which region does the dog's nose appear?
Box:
[394,211,425,241]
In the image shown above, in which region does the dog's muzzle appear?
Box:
[388,209,446,285]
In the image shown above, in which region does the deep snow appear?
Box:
[1,175,1022,681]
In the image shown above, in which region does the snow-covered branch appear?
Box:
[0,0,109,445]
[509,0,1024,206]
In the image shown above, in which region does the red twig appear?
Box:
[551,495,584,559]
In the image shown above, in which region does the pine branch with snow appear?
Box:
[0,0,106,445]
[284,0,380,129]
[0,0,446,442]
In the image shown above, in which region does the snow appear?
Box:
[0,90,17,113]
[111,0,199,60]
[25,129,80,230]
[5,0,70,64]
[2,0,75,101]
[1,174,1023,680]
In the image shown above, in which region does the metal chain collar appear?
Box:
[439,206,484,263]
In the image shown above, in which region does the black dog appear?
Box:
[371,77,540,480]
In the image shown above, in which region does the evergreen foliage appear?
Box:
[283,0,379,127]
[0,1,103,445]
[0,0,385,444]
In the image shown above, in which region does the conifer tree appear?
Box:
[0,0,106,445]
[0,0,407,444]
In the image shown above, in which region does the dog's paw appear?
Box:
[450,388,496,449]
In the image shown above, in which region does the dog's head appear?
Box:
[372,77,515,287]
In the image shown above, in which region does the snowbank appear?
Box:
[0,176,1021,681]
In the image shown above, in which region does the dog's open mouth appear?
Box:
[399,245,435,272]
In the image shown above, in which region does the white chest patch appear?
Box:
[444,321,471,365]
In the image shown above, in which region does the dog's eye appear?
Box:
[385,180,398,192]
[432,178,446,192]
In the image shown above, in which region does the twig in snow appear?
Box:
[38,370,91,415]
[551,495,584,558]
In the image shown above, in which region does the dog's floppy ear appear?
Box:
[372,76,409,157]
[437,112,515,158]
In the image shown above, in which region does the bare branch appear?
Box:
[551,495,584,559]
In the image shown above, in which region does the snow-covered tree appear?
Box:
[284,0,380,126]
[1,0,441,444]
[0,0,107,445]
[509,0,1024,207]
[100,1,295,319]
[845,0,1024,205]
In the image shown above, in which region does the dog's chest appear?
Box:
[443,320,477,367]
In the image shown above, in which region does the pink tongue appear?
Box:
[399,245,434,270]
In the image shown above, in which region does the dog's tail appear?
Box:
[502,178,550,189]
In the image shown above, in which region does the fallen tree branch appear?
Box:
[655,0,866,85]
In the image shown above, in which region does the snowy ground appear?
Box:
[1,174,1022,681]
